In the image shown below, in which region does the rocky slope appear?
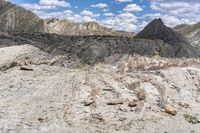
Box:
[173,24,189,31]
[43,18,135,36]
[0,0,44,33]
[0,32,186,64]
[0,30,199,65]
[176,22,200,50]
[135,18,200,58]
[0,45,200,133]
[0,0,134,37]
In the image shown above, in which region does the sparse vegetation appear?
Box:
[183,114,200,124]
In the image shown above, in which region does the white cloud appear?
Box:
[39,0,71,7]
[103,9,110,12]
[36,10,96,23]
[104,13,114,16]
[149,1,200,26]
[115,0,133,2]
[123,4,143,12]
[143,13,195,27]
[63,10,73,15]
[80,10,100,17]
[21,0,71,12]
[91,3,108,8]
[21,3,56,10]
[100,12,138,32]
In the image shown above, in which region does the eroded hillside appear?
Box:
[0,44,200,133]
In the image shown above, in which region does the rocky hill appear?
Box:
[0,0,134,36]
[43,18,135,36]
[0,0,44,33]
[173,24,189,31]
[135,18,200,58]
[175,22,200,50]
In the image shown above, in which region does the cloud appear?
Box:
[39,0,71,7]
[21,0,71,11]
[103,13,114,16]
[80,10,100,17]
[149,0,200,26]
[21,3,56,10]
[36,10,96,23]
[91,3,108,8]
[123,4,143,12]
[100,12,138,32]
[115,0,133,2]
[17,0,200,32]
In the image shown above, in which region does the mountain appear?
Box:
[135,18,200,58]
[0,0,44,33]
[43,18,135,36]
[173,24,189,31]
[0,0,134,36]
[175,22,200,50]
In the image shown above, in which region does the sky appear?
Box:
[8,0,200,32]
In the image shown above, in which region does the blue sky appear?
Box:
[9,0,200,32]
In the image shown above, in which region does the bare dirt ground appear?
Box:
[0,45,200,133]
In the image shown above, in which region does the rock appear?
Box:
[178,101,189,108]
[128,99,138,108]
[137,89,147,101]
[183,114,200,124]
[164,104,177,116]
[90,113,104,122]
[20,65,33,71]
[107,100,123,105]
[119,105,129,112]
[82,100,95,106]
[38,118,45,123]
[135,101,144,112]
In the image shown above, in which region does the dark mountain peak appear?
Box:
[135,18,200,58]
[135,18,189,46]
[151,18,164,24]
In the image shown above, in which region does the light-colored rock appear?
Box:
[20,65,33,71]
[137,89,147,101]
[178,101,190,108]
[164,104,177,116]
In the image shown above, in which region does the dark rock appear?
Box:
[107,100,123,105]
[137,89,147,101]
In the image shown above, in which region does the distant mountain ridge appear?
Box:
[175,22,200,49]
[0,0,135,36]
[173,24,189,31]
[43,18,135,36]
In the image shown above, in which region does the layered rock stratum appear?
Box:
[175,22,200,50]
